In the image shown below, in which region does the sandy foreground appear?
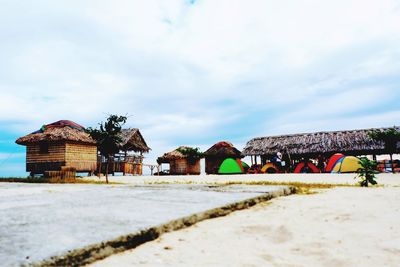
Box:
[88,174,400,267]
[83,173,399,186]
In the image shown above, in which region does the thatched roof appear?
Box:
[242,127,400,157]
[158,146,191,162]
[16,120,95,145]
[119,128,150,153]
[204,141,242,158]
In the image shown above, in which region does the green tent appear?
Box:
[218,158,243,174]
[242,161,249,169]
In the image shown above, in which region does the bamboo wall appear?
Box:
[170,159,200,175]
[26,142,66,173]
[65,143,97,172]
[205,157,226,174]
[26,142,97,174]
[122,162,142,175]
[106,162,143,175]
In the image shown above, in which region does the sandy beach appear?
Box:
[82,173,399,186]
[89,174,400,267]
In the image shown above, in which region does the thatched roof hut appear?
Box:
[204,141,242,158]
[204,141,242,174]
[16,120,95,145]
[242,127,400,158]
[119,128,151,153]
[16,120,97,175]
[158,146,201,175]
[158,146,188,162]
[99,128,150,176]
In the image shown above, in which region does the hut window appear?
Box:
[39,142,49,153]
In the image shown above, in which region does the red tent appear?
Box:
[325,153,345,172]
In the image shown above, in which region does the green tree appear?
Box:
[369,127,400,173]
[176,147,204,165]
[356,157,379,187]
[86,115,127,183]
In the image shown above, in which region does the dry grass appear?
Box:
[146,180,364,196]
[147,180,354,188]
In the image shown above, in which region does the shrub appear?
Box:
[356,157,379,187]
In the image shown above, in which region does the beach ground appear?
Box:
[89,174,400,267]
[82,172,399,186]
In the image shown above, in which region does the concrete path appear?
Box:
[0,183,290,266]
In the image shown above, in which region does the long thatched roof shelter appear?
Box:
[242,127,400,158]
[119,128,151,153]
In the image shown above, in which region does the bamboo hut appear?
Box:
[15,120,97,176]
[204,141,242,174]
[104,128,151,175]
[242,127,400,163]
[157,146,201,175]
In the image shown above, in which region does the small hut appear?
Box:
[204,141,242,174]
[105,128,151,175]
[15,120,97,176]
[157,146,201,175]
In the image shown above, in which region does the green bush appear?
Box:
[176,147,204,165]
[356,157,379,187]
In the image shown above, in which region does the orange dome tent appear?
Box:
[325,153,345,173]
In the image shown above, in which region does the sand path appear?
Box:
[91,186,400,267]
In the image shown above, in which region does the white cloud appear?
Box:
[0,0,400,166]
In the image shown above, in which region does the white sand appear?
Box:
[90,174,400,267]
[83,173,399,186]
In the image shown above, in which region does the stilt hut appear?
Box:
[15,120,97,176]
[242,127,400,171]
[104,128,151,175]
[204,141,242,174]
[157,146,201,175]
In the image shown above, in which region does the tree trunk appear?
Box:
[105,155,109,184]
[390,153,394,174]
[98,158,102,179]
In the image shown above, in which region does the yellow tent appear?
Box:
[261,162,279,173]
[332,156,361,173]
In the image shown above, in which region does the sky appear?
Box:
[0,0,400,177]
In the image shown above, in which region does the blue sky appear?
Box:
[1,0,400,177]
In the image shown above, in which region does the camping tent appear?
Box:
[241,161,250,173]
[261,163,280,173]
[293,162,319,173]
[218,158,244,174]
[331,156,361,173]
[325,153,345,172]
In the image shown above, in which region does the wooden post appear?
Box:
[105,155,109,184]
[98,157,102,179]
[123,151,127,176]
[390,153,394,174]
